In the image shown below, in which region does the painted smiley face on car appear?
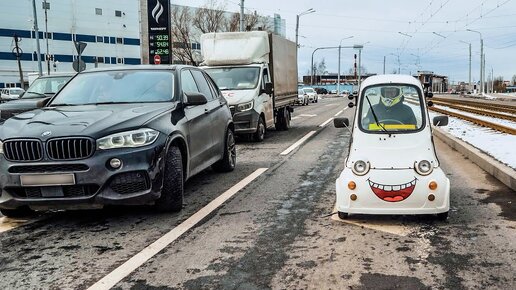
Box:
[367,178,418,202]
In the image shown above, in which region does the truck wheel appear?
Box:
[253,116,266,142]
[155,146,183,212]
[0,206,34,218]
[212,128,236,172]
[275,108,290,131]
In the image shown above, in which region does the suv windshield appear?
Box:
[23,76,72,98]
[359,84,425,133]
[205,67,260,90]
[50,70,174,106]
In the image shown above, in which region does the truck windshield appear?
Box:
[204,67,260,90]
[359,84,425,133]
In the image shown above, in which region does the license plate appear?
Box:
[20,174,75,187]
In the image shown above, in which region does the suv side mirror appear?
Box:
[36,97,52,108]
[184,92,208,106]
[261,82,273,95]
[334,117,349,128]
[433,115,448,126]
[425,92,434,98]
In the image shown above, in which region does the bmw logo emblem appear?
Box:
[42,131,52,137]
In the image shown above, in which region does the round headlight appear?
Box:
[415,160,433,176]
[352,160,370,176]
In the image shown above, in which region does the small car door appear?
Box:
[190,69,226,160]
[181,69,214,174]
[260,67,274,126]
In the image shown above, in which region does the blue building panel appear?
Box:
[53,32,72,41]
[124,58,141,65]
[75,34,96,43]
[0,28,31,38]
[110,37,116,44]
[123,38,140,46]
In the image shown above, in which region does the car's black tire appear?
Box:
[155,146,183,212]
[275,108,291,131]
[436,211,448,221]
[253,116,266,142]
[0,206,34,218]
[338,211,348,219]
[212,128,236,172]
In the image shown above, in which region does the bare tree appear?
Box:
[226,10,270,32]
[192,0,227,33]
[347,66,368,75]
[171,6,197,65]
[317,58,328,76]
[512,74,516,86]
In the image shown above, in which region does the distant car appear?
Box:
[314,87,328,95]
[302,87,318,103]
[297,89,308,106]
[0,73,75,122]
[0,87,25,102]
[330,89,337,94]
[0,65,235,217]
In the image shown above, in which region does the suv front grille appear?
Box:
[3,140,43,161]
[8,164,89,174]
[47,138,95,160]
[8,185,100,199]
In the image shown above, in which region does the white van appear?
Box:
[334,74,450,220]
[1,87,25,101]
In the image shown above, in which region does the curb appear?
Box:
[433,127,516,191]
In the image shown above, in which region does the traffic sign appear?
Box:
[154,54,161,65]
[74,41,87,55]
[72,59,86,72]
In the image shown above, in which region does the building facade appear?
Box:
[0,0,141,88]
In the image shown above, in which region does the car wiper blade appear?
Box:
[49,103,82,106]
[94,101,135,105]
[365,95,392,134]
[26,91,46,97]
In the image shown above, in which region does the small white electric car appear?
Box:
[334,75,450,220]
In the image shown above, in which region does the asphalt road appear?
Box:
[0,97,514,290]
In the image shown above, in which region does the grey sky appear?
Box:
[174,0,516,82]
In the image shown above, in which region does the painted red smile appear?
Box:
[368,178,418,202]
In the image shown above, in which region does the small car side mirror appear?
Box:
[433,116,448,126]
[348,102,354,108]
[184,92,208,106]
[334,117,349,128]
[348,94,354,100]
[427,101,434,107]
[425,92,434,98]
[261,82,273,95]
[36,97,51,108]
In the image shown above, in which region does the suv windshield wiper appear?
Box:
[364,95,392,135]
[25,91,47,97]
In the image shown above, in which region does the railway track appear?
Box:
[432,97,516,115]
[431,100,516,122]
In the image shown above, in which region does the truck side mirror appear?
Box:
[184,92,208,106]
[433,116,448,126]
[334,117,349,128]
[348,102,354,108]
[262,82,273,95]
[348,94,354,100]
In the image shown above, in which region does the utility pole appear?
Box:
[295,9,315,50]
[44,0,50,75]
[239,0,244,32]
[32,0,43,76]
[13,34,25,88]
[468,43,471,89]
[383,55,386,74]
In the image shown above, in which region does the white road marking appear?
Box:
[0,217,43,234]
[280,131,317,156]
[334,110,344,117]
[291,116,300,120]
[299,114,317,117]
[325,104,339,107]
[319,117,334,127]
[87,168,268,290]
[330,206,413,237]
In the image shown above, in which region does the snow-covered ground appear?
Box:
[428,110,516,170]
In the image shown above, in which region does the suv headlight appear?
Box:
[352,160,370,176]
[415,160,433,176]
[237,101,253,112]
[97,129,159,150]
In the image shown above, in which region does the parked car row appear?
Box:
[1,87,25,102]
[297,87,319,106]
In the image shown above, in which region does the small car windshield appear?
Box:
[359,84,424,133]
[303,88,315,93]
[205,67,260,90]
[23,76,71,98]
[50,70,174,106]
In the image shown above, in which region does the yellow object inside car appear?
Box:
[368,123,417,130]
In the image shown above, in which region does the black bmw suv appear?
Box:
[0,66,236,217]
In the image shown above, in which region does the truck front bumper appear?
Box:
[231,109,260,134]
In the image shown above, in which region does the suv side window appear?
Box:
[191,70,215,100]
[204,73,221,100]
[181,70,200,94]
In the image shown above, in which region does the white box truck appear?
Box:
[201,31,298,141]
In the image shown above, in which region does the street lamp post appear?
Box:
[311,46,339,86]
[31,0,43,76]
[295,8,315,49]
[43,0,50,75]
[354,44,364,89]
[459,40,472,90]
[337,36,353,95]
[467,29,483,95]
